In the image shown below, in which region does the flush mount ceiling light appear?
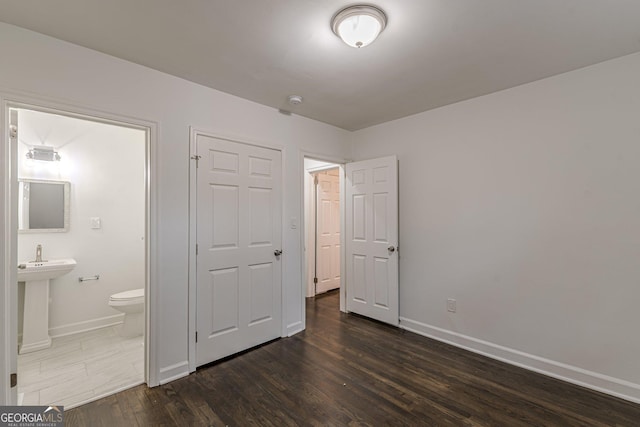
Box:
[26,146,61,162]
[331,5,387,48]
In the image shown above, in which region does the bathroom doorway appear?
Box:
[9,105,150,408]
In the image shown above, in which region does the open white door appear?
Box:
[345,156,398,326]
[195,134,282,366]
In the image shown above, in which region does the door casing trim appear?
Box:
[0,92,158,406]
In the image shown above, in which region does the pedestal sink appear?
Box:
[18,258,76,354]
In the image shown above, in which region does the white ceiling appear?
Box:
[18,109,98,150]
[2,0,640,131]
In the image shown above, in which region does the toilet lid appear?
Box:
[110,288,144,301]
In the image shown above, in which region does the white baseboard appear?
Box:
[19,337,52,354]
[286,321,304,337]
[66,380,145,410]
[399,317,640,404]
[47,314,124,338]
[159,361,189,385]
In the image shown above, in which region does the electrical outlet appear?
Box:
[447,298,457,313]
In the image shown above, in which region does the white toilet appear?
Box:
[108,288,144,337]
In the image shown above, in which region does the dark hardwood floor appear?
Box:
[67,291,640,426]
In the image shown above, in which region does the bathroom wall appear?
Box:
[17,109,145,337]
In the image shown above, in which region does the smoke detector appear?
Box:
[288,95,303,106]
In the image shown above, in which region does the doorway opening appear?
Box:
[301,154,400,328]
[303,158,342,300]
[8,105,149,408]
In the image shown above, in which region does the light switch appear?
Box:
[290,217,298,229]
[90,217,102,229]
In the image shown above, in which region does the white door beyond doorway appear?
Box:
[314,169,341,294]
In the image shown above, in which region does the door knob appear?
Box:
[274,249,282,256]
[388,246,396,253]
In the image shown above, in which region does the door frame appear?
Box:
[0,93,159,404]
[299,152,349,332]
[187,128,286,372]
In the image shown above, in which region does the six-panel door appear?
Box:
[346,156,399,325]
[315,169,341,294]
[196,135,282,366]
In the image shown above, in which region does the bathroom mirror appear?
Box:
[18,179,70,233]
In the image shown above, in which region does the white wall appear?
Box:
[0,22,351,391]
[16,109,145,337]
[351,52,640,402]
[304,158,336,171]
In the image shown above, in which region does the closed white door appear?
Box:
[195,135,282,366]
[315,169,340,294]
[345,156,398,325]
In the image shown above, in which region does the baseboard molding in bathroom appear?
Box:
[65,380,145,410]
[48,314,125,338]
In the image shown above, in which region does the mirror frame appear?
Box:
[18,179,71,233]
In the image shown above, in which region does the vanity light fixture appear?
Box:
[331,5,387,48]
[26,146,61,162]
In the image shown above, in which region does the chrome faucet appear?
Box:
[35,244,43,262]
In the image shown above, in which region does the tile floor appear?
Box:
[17,325,144,409]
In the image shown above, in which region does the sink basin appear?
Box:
[17,258,77,282]
[18,258,76,354]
